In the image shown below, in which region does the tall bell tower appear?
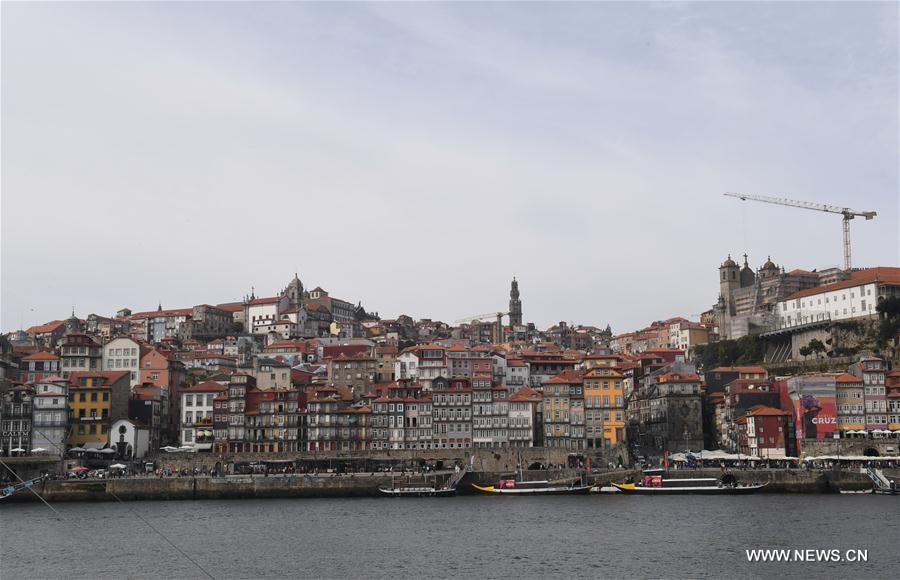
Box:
[509,277,522,326]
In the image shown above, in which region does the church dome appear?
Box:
[721,254,737,268]
[762,256,778,270]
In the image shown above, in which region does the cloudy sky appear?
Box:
[2,2,897,333]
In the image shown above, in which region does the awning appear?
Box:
[83,442,105,450]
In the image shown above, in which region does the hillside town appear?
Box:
[1,262,899,468]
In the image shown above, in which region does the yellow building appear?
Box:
[67,371,130,449]
[584,367,625,447]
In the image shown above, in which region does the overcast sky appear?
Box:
[2,2,897,333]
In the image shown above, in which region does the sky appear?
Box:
[2,2,898,333]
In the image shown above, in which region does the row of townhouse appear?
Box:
[0,371,168,459]
[218,373,305,453]
[393,344,590,393]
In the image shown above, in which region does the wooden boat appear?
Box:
[0,475,46,501]
[612,478,768,495]
[379,466,468,497]
[378,485,457,497]
[472,479,593,495]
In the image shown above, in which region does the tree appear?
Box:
[799,346,811,360]
[807,338,826,358]
[876,296,900,350]
[694,335,765,369]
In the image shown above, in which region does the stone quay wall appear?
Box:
[0,467,875,504]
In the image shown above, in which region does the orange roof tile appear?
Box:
[784,267,900,301]
[22,351,60,361]
[25,320,66,334]
[745,405,790,417]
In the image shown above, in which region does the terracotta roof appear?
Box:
[130,308,193,319]
[745,405,790,417]
[25,320,66,334]
[22,351,60,361]
[248,296,282,306]
[182,381,226,393]
[545,369,584,384]
[658,372,701,383]
[510,386,542,401]
[68,371,130,385]
[784,267,900,301]
[835,373,863,384]
[215,303,245,312]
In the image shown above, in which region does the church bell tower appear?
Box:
[509,277,522,326]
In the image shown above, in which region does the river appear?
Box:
[2,495,897,579]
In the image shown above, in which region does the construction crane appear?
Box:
[724,192,876,271]
[455,312,509,343]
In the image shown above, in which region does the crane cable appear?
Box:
[3,428,216,580]
[0,456,63,518]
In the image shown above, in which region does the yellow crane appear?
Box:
[724,192,876,270]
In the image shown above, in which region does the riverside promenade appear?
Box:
[2,467,883,503]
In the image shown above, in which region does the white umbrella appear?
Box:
[11,447,25,452]
[68,446,85,452]
[99,448,116,454]
[110,463,127,469]
[161,446,179,452]
[31,447,47,452]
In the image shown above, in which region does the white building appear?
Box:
[109,418,150,459]
[102,337,144,387]
[504,358,529,388]
[180,381,224,448]
[508,387,539,447]
[245,296,289,335]
[395,350,420,381]
[777,268,899,328]
[31,380,69,456]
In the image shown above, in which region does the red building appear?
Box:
[139,348,187,443]
[244,387,303,452]
[737,405,795,459]
[20,351,61,383]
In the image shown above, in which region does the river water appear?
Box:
[1,495,897,579]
